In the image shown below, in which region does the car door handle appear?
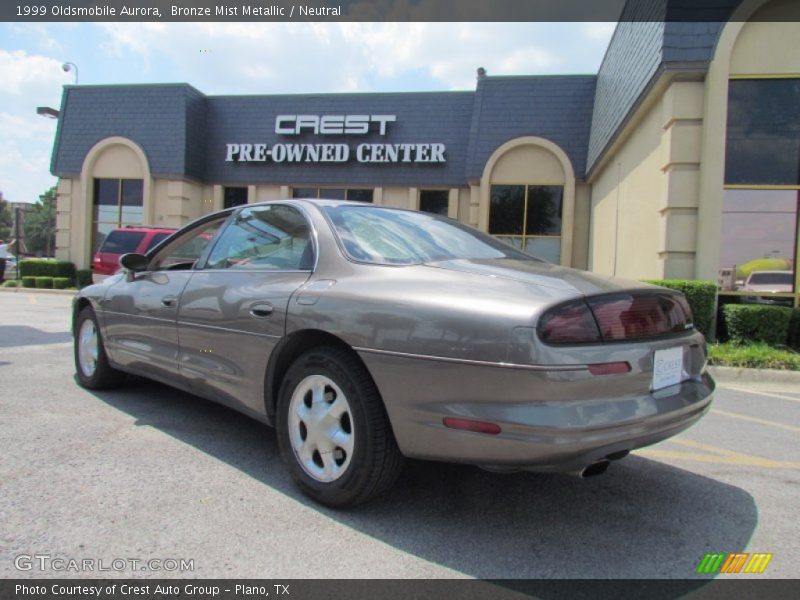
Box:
[249,303,274,318]
[161,296,177,308]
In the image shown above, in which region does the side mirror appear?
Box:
[119,253,149,272]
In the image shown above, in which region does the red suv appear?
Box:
[92,227,176,283]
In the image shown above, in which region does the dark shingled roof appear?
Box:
[587,0,739,173]
[465,75,597,181]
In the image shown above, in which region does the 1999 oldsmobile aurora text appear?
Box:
[73,200,714,507]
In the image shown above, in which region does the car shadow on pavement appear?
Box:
[0,325,72,347]
[89,377,757,584]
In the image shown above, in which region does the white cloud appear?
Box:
[584,22,617,41]
[91,22,607,93]
[0,50,67,203]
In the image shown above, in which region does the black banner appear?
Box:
[2,580,800,600]
[0,0,778,24]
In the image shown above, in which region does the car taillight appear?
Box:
[588,293,692,341]
[539,292,693,345]
[538,300,601,344]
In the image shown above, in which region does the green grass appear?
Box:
[708,342,800,371]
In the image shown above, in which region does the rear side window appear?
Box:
[144,233,171,253]
[99,231,145,254]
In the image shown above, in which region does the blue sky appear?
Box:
[0,22,615,205]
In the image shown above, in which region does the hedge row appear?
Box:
[19,259,76,279]
[18,276,74,290]
[721,304,800,349]
[645,279,717,338]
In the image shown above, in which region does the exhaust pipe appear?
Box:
[579,460,610,478]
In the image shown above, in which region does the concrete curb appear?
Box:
[708,365,800,385]
[0,287,77,296]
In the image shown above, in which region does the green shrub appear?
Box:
[722,304,793,346]
[2,279,19,288]
[19,259,76,280]
[708,342,800,371]
[52,277,72,290]
[76,269,92,288]
[34,276,53,289]
[21,276,36,287]
[644,279,717,338]
[788,308,800,350]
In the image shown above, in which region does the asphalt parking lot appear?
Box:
[1,291,798,580]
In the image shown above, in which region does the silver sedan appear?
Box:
[73,200,714,506]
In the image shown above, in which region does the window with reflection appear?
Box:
[721,77,800,298]
[718,189,798,295]
[292,187,373,202]
[489,184,563,263]
[726,78,800,186]
[419,190,449,216]
[92,178,143,254]
[224,186,248,209]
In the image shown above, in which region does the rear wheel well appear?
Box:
[265,330,368,421]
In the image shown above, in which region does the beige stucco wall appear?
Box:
[381,187,413,209]
[729,1,800,75]
[490,145,566,184]
[571,183,591,270]
[695,0,800,281]
[589,80,704,280]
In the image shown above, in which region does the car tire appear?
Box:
[74,306,126,390]
[276,346,404,507]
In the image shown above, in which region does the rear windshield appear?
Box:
[748,272,793,285]
[323,205,536,266]
[144,232,172,253]
[99,231,145,254]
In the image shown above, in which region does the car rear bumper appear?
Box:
[359,347,714,471]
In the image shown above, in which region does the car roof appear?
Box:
[109,226,177,233]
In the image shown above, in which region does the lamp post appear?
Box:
[62,62,78,84]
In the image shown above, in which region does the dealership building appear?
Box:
[49,0,799,302]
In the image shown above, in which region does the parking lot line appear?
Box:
[711,408,800,434]
[720,386,800,404]
[637,438,800,470]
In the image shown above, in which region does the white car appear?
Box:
[742,270,794,305]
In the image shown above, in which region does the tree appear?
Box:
[23,186,57,256]
[0,196,12,241]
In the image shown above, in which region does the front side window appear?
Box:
[489,184,563,263]
[152,218,225,270]
[324,205,534,266]
[206,205,313,271]
[92,178,143,254]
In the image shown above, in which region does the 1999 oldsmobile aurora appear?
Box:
[73,200,714,507]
